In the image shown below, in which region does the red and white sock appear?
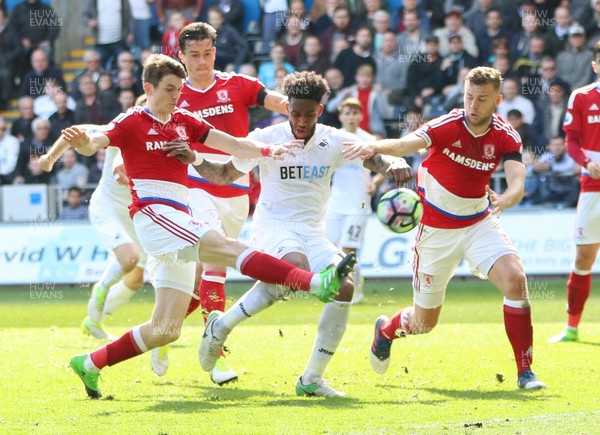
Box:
[86,325,147,371]
[380,307,413,339]
[198,271,226,323]
[566,268,592,329]
[503,298,533,374]
[236,248,314,291]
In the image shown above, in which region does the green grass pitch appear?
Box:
[1,278,599,434]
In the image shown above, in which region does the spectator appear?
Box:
[14,117,53,183]
[443,66,471,112]
[319,67,345,128]
[261,0,288,52]
[320,6,356,61]
[557,23,594,89]
[376,31,408,111]
[10,97,35,142]
[207,5,247,71]
[476,8,510,65]
[326,63,390,138]
[0,9,20,110]
[161,10,189,58]
[87,147,105,184]
[55,148,89,189]
[278,14,307,67]
[60,187,89,220]
[70,49,103,101]
[117,88,136,112]
[535,80,568,147]
[497,77,536,125]
[512,35,545,84]
[371,10,391,54]
[439,33,478,92]
[74,73,121,125]
[156,0,203,25]
[543,6,572,58]
[392,0,430,35]
[212,0,245,34]
[313,0,343,36]
[128,0,153,53]
[110,51,142,89]
[82,0,133,70]
[353,0,384,28]
[510,6,541,62]
[22,154,52,184]
[506,108,536,153]
[97,71,114,92]
[0,115,20,184]
[19,48,66,99]
[396,10,427,59]
[433,7,479,58]
[49,92,76,141]
[486,36,511,66]
[334,26,377,88]
[7,0,61,77]
[464,0,494,38]
[296,35,332,76]
[532,136,581,207]
[258,43,295,90]
[114,69,143,97]
[33,81,76,120]
[519,148,539,206]
[288,0,315,34]
[405,35,444,112]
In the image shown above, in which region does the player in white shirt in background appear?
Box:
[325,98,382,304]
[39,119,146,340]
[196,71,413,396]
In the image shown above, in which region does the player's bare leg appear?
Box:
[342,247,364,304]
[488,254,546,390]
[549,243,599,343]
[83,243,140,339]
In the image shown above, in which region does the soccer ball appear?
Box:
[376,188,423,233]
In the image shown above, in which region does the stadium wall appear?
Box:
[1,209,598,286]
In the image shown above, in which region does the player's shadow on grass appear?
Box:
[576,340,600,347]
[420,387,558,401]
[265,397,361,409]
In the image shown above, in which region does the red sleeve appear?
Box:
[239,74,265,108]
[565,130,589,166]
[563,91,583,135]
[102,112,129,148]
[188,113,214,144]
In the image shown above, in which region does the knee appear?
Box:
[119,252,140,273]
[507,270,528,300]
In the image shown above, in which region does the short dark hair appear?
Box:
[283,71,330,103]
[142,54,186,87]
[179,22,217,54]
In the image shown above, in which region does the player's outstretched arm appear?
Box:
[204,129,301,160]
[40,124,103,172]
[363,154,414,186]
[62,126,109,156]
[342,132,427,160]
[487,159,525,216]
[263,90,288,115]
[194,159,247,186]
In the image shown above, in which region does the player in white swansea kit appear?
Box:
[325,98,380,304]
[39,124,146,340]
[196,71,412,396]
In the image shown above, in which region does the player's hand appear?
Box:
[387,158,413,187]
[586,160,600,179]
[267,139,303,159]
[112,164,129,186]
[342,141,377,160]
[486,185,510,217]
[163,140,195,164]
[62,127,90,149]
[39,154,55,172]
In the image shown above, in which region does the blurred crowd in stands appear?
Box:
[0,0,591,214]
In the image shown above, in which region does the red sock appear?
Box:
[567,272,592,329]
[239,250,312,291]
[185,288,202,318]
[90,330,143,369]
[503,304,533,374]
[380,307,412,339]
[199,272,227,323]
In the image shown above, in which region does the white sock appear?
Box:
[309,275,321,292]
[103,280,137,317]
[302,301,350,383]
[354,263,363,295]
[132,325,148,352]
[99,258,126,289]
[84,355,100,372]
[218,281,278,336]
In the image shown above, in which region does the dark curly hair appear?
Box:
[179,22,217,53]
[283,71,330,103]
